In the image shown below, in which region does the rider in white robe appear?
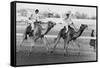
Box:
[63,11,77,32]
[27,9,40,30]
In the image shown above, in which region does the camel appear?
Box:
[51,24,88,56]
[20,21,56,53]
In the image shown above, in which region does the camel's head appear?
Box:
[48,21,56,28]
[80,24,88,30]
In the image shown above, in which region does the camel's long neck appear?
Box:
[43,26,52,35]
[77,28,85,37]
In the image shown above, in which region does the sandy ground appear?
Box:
[16,36,97,66]
[16,45,96,66]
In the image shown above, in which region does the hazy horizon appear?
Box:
[16,3,96,17]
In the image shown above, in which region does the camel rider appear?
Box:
[33,9,40,24]
[63,11,77,33]
[27,9,41,30]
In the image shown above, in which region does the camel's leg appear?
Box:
[28,39,35,56]
[28,36,39,55]
[31,36,40,48]
[64,39,70,56]
[54,38,57,43]
[20,38,25,47]
[71,40,76,51]
[51,35,61,53]
[20,33,27,47]
[94,42,96,52]
[44,37,51,52]
[77,40,80,55]
[93,45,96,52]
[74,40,80,55]
[17,37,25,52]
[27,34,35,56]
[41,37,50,53]
[41,37,47,50]
[70,40,74,47]
[31,37,39,48]
[64,39,67,56]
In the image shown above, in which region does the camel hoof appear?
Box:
[78,52,80,55]
[46,51,50,55]
[47,50,50,53]
[32,46,35,48]
[46,48,49,51]
[50,51,54,53]
[64,53,66,56]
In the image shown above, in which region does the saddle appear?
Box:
[60,26,67,39]
[60,25,76,39]
[68,25,76,37]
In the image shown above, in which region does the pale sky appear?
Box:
[16,3,96,17]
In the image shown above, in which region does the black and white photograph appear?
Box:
[12,1,97,66]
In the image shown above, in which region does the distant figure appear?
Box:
[91,30,95,37]
[89,29,96,51]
